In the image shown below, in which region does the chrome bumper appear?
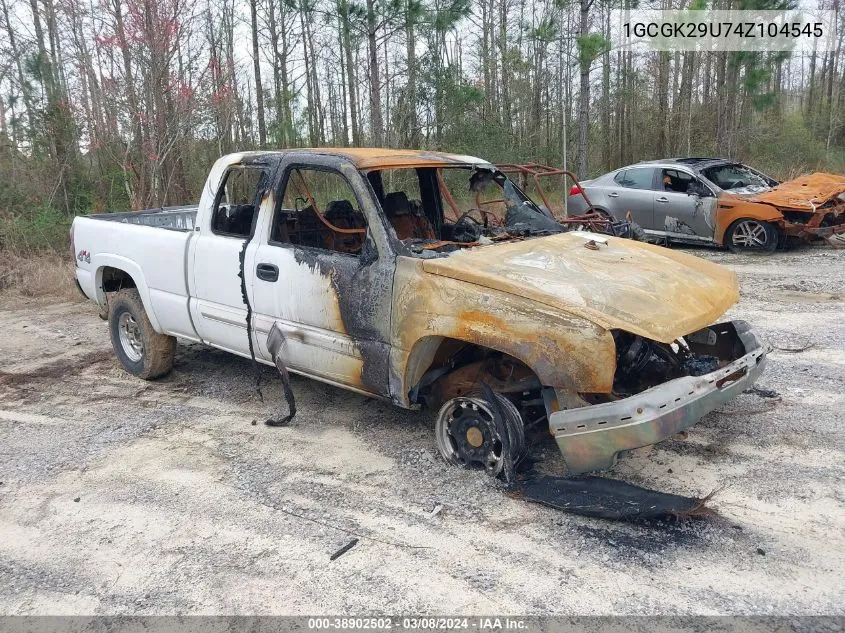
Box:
[549,321,767,474]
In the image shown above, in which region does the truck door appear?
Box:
[250,156,394,397]
[190,156,279,356]
[654,168,717,240]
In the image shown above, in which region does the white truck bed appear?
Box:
[88,206,199,231]
[73,206,201,340]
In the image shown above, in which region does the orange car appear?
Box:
[567,158,845,252]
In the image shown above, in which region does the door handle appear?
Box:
[256,263,279,282]
[656,196,669,202]
[607,192,619,198]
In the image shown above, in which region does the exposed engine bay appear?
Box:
[611,322,749,398]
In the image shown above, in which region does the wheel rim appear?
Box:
[732,220,769,249]
[435,397,505,476]
[118,312,144,362]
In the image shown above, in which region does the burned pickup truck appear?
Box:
[71,149,767,475]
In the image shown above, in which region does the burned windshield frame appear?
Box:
[478,168,547,217]
[371,164,559,258]
[702,163,775,191]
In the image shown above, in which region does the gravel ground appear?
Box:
[0,246,843,615]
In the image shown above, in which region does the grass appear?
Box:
[0,252,79,305]
[0,203,80,305]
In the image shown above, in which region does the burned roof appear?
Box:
[639,157,734,170]
[631,157,742,175]
[671,157,735,170]
[295,147,492,170]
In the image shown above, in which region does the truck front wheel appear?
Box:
[434,390,526,477]
[108,288,176,379]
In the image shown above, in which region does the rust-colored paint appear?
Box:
[389,256,618,404]
[388,232,740,405]
[713,201,785,245]
[748,172,845,209]
[428,357,538,405]
[298,147,490,170]
[714,172,845,245]
[418,233,738,344]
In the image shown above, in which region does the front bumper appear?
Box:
[549,321,767,474]
[804,224,845,247]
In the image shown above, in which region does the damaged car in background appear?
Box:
[568,157,845,252]
[70,148,767,477]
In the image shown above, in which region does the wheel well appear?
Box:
[100,266,137,293]
[408,337,542,411]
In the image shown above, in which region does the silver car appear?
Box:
[567,158,780,248]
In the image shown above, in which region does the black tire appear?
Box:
[725,218,779,254]
[108,288,176,379]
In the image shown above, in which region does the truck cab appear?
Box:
[72,149,768,476]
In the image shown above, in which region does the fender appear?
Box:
[92,254,163,333]
[389,258,617,407]
[714,200,784,245]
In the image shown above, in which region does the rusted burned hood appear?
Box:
[735,172,845,210]
[421,233,739,343]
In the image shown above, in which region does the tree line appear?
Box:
[1,0,844,250]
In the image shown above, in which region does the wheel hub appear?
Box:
[118,312,144,362]
[465,426,484,448]
[435,397,505,475]
[733,220,768,248]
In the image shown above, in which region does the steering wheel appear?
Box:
[731,180,747,189]
[455,208,490,228]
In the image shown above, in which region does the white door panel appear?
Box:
[190,158,277,354]
[191,233,257,353]
[251,245,366,385]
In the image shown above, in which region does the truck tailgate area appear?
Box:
[72,211,198,339]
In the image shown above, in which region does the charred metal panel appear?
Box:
[254,152,396,397]
[549,322,766,474]
[745,172,845,209]
[390,257,617,405]
[291,242,393,395]
[417,232,739,344]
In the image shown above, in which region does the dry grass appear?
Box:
[0,252,79,306]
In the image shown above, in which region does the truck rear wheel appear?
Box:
[108,288,176,379]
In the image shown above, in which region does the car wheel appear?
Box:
[108,288,176,379]
[434,390,525,478]
[725,218,779,254]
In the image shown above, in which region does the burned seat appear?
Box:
[382,191,435,241]
[324,199,366,253]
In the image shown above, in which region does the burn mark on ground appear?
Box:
[569,521,711,568]
[515,475,712,521]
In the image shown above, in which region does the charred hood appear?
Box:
[421,233,739,344]
[738,172,845,210]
